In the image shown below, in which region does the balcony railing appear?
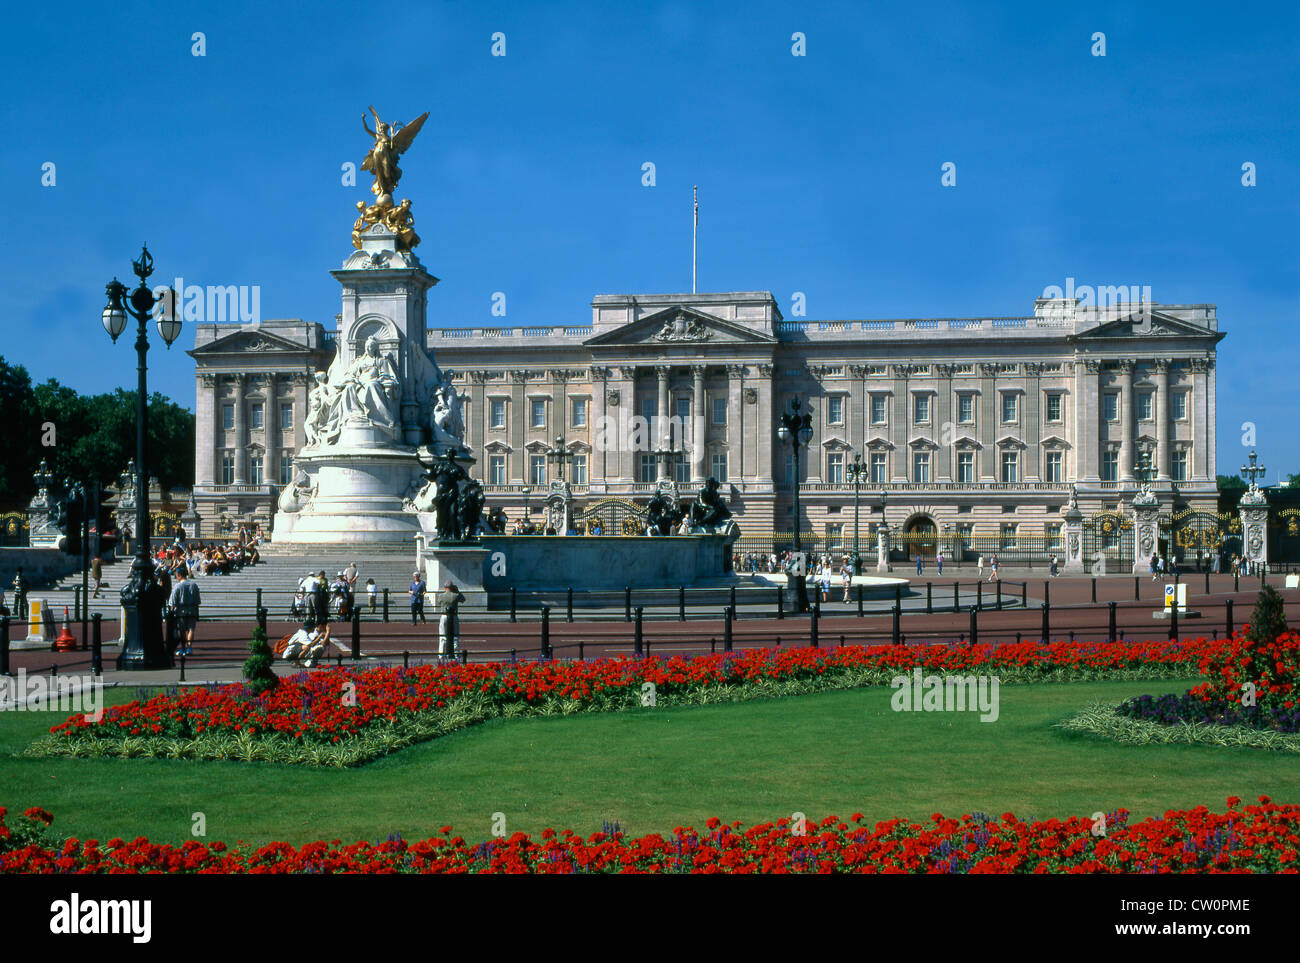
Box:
[773,317,1058,337]
[431,324,594,341]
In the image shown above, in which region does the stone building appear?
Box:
[187,290,1223,563]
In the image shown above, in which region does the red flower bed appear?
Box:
[49,639,1223,746]
[1192,629,1300,710]
[2,798,1295,873]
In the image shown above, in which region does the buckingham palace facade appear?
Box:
[187,290,1223,558]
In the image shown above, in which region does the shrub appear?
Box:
[242,626,279,695]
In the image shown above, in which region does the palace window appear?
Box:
[957,394,975,424]
[957,451,975,483]
[1045,393,1062,422]
[1045,450,1063,483]
[279,452,294,486]
[912,451,931,483]
[711,453,728,483]
[712,397,728,426]
[826,452,844,484]
[221,454,234,485]
[249,455,263,485]
[674,458,689,484]
[529,455,546,486]
[572,454,588,486]
[490,398,507,429]
[1000,451,1018,483]
[530,399,547,429]
[1172,391,1188,421]
[222,404,234,430]
[675,397,690,422]
[870,394,888,425]
[1137,391,1154,421]
[953,364,974,375]
[825,523,844,551]
[637,454,656,483]
[1172,449,1188,481]
[572,398,588,428]
[870,453,887,484]
[1103,393,1119,422]
[250,403,264,430]
[827,396,844,425]
[489,456,506,486]
[279,404,293,432]
[1000,523,1018,550]
[913,394,931,424]
[1102,450,1119,481]
[1046,523,1063,550]
[1000,392,1018,424]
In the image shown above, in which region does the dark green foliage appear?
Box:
[1247,585,1288,650]
[242,626,279,695]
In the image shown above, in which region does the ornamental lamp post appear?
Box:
[101,245,181,670]
[846,451,868,574]
[521,486,531,529]
[777,398,814,613]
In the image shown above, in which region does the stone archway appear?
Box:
[902,514,937,559]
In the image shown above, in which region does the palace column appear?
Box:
[936,365,953,481]
[509,370,527,482]
[1075,359,1099,482]
[196,373,217,486]
[727,365,745,481]
[656,365,671,480]
[1119,360,1135,481]
[232,374,247,485]
[615,366,639,486]
[590,366,609,493]
[264,375,279,488]
[755,364,775,493]
[1155,359,1171,480]
[691,364,707,482]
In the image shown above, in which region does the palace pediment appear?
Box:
[584,305,777,348]
[189,329,310,356]
[1074,310,1223,342]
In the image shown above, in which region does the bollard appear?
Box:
[895,585,902,609]
[724,610,733,652]
[634,606,643,657]
[1108,600,1117,643]
[257,606,267,634]
[541,605,552,659]
[74,586,81,626]
[511,647,517,663]
[996,580,1002,611]
[1091,577,1097,603]
[1134,577,1140,601]
[1226,598,1233,638]
[839,634,845,647]
[91,613,102,676]
[567,587,574,624]
[679,586,686,622]
[625,586,632,622]
[811,602,819,648]
[510,587,517,623]
[1234,571,1239,593]
[256,587,263,616]
[351,607,361,661]
[953,581,959,612]
[777,586,785,619]
[857,584,864,618]
[710,637,716,654]
[460,649,468,665]
[730,585,737,616]
[402,650,410,669]
[579,639,585,661]
[383,588,390,623]
[1205,571,1210,595]
[1016,632,1021,644]
[1170,602,1179,643]
[969,606,978,646]
[892,603,901,646]
[1043,581,1050,609]
[926,582,932,615]
[976,582,982,610]
[776,635,782,647]
[179,654,185,683]
[1021,583,1026,607]
[336,652,342,667]
[1040,601,1049,644]
[0,616,8,676]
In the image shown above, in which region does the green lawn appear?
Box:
[2,678,1296,846]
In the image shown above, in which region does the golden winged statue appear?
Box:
[361,105,429,202]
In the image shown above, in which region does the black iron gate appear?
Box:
[1082,511,1133,574]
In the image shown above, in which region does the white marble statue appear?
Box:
[337,336,400,433]
[278,469,314,513]
[304,372,341,448]
[430,371,466,451]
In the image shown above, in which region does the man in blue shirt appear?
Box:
[409,571,427,624]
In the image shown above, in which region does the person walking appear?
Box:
[1049,553,1058,577]
[936,550,944,576]
[344,561,358,592]
[168,568,201,657]
[409,571,427,625]
[437,580,465,659]
[312,570,330,625]
[977,555,985,579]
[841,563,852,603]
[366,577,377,614]
[91,555,103,599]
[988,554,999,582]
[916,555,924,576]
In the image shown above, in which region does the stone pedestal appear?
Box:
[424,544,490,607]
[876,526,892,573]
[274,445,428,546]
[1131,493,1161,574]
[1240,489,1269,570]
[1062,505,1085,573]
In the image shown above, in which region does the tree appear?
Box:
[1285,473,1300,489]
[0,357,41,506]
[1217,475,1247,492]
[242,624,279,695]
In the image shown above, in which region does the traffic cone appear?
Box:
[54,607,77,652]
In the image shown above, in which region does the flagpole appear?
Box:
[692,185,698,294]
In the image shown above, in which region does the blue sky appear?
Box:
[3,0,1297,478]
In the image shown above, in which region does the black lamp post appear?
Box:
[846,451,868,574]
[777,398,814,612]
[521,486,531,530]
[546,434,572,482]
[101,245,181,670]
